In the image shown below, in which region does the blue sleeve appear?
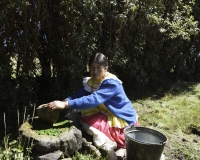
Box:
[68,79,118,110]
[65,87,89,100]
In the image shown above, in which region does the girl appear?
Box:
[48,53,139,158]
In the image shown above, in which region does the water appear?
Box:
[126,130,165,145]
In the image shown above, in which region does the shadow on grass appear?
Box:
[129,81,199,100]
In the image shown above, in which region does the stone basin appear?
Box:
[19,116,82,156]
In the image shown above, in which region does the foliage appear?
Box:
[0,109,33,160]
[72,150,107,160]
[133,82,200,160]
[31,118,72,136]
[0,0,200,142]
[0,135,33,160]
[1,82,199,160]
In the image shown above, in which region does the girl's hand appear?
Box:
[48,100,69,111]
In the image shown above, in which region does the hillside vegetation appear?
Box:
[1,1,200,123]
[1,82,199,160]
[133,82,200,160]
[0,0,200,159]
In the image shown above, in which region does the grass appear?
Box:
[132,82,200,160]
[72,151,107,160]
[0,82,200,159]
[0,110,34,160]
[30,117,73,136]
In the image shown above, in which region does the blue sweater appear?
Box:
[66,78,137,126]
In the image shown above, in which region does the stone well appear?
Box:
[19,116,82,157]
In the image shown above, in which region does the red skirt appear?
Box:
[81,112,139,148]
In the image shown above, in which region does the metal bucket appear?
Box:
[124,126,167,160]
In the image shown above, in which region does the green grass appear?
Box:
[133,82,200,160]
[0,135,33,160]
[30,117,73,136]
[1,82,200,160]
[72,151,107,160]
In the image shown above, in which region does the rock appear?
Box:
[37,150,63,160]
[36,104,60,123]
[19,113,118,159]
[59,126,82,155]
[64,111,82,130]
[19,119,82,156]
[82,137,101,157]
[107,149,118,160]
[34,135,60,153]
[160,153,165,160]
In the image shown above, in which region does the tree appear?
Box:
[0,0,199,131]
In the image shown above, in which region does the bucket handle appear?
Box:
[160,142,166,145]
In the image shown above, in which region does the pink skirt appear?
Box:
[81,112,139,148]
